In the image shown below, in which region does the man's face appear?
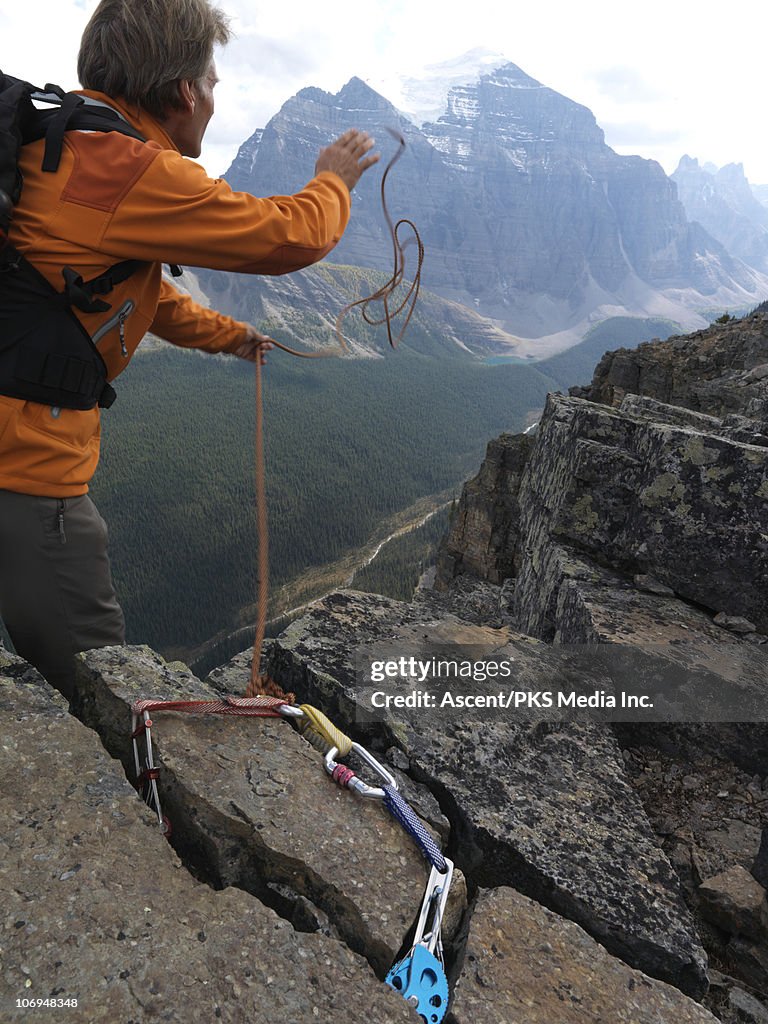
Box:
[177,62,218,158]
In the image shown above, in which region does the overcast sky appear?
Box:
[5,0,767,184]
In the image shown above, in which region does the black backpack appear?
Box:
[0,71,173,410]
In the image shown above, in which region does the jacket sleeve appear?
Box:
[98,143,352,275]
[149,278,248,353]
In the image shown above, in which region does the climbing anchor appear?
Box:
[129,696,454,1018]
[385,857,454,1024]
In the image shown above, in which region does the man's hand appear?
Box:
[231,326,274,365]
[315,129,380,192]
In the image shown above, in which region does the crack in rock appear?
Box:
[73,645,466,981]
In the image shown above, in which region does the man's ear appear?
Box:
[176,79,196,114]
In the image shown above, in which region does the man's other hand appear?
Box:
[232,326,274,365]
[315,129,380,192]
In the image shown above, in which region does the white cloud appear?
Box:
[589,68,663,104]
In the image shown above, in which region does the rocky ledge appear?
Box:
[571,309,768,421]
[3,622,740,1024]
[0,650,415,1024]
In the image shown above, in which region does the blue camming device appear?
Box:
[385,858,454,1023]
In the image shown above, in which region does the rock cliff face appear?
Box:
[418,65,757,315]
[220,67,768,343]
[572,308,768,421]
[439,310,768,646]
[436,432,534,583]
[4,313,768,1022]
[433,308,768,1016]
[512,392,768,639]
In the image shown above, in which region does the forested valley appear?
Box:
[349,504,453,599]
[89,337,557,660]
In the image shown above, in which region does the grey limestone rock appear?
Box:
[513,393,768,637]
[523,544,739,644]
[698,867,768,941]
[414,574,515,631]
[0,658,416,1023]
[575,312,768,419]
[752,828,768,889]
[434,432,533,587]
[74,646,464,978]
[634,573,677,597]
[620,393,731,431]
[728,985,768,1023]
[713,614,759,635]
[450,887,719,1024]
[726,938,768,996]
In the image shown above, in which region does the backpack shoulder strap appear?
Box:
[62,259,146,314]
[40,94,147,173]
[0,72,181,302]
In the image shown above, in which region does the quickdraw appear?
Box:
[130,695,453,1022]
[130,693,287,835]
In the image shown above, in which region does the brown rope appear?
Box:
[335,128,424,350]
[245,129,423,699]
[244,340,342,701]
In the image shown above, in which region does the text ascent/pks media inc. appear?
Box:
[367,690,654,710]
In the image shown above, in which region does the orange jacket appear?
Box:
[0,91,351,497]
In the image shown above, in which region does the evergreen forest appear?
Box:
[350,505,453,601]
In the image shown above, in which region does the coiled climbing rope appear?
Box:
[335,128,424,350]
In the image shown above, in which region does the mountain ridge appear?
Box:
[220,61,768,354]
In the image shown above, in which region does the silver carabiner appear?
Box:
[324,742,399,799]
[277,704,305,718]
[412,857,454,961]
[385,857,454,1020]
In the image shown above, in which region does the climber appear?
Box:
[0,0,379,702]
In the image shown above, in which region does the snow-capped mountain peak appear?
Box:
[367,47,510,127]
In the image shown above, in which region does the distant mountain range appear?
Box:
[672,156,768,272]
[209,58,768,356]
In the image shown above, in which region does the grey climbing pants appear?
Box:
[0,489,125,701]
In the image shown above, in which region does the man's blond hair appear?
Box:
[78,0,231,118]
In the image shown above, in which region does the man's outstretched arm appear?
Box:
[149,279,271,361]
